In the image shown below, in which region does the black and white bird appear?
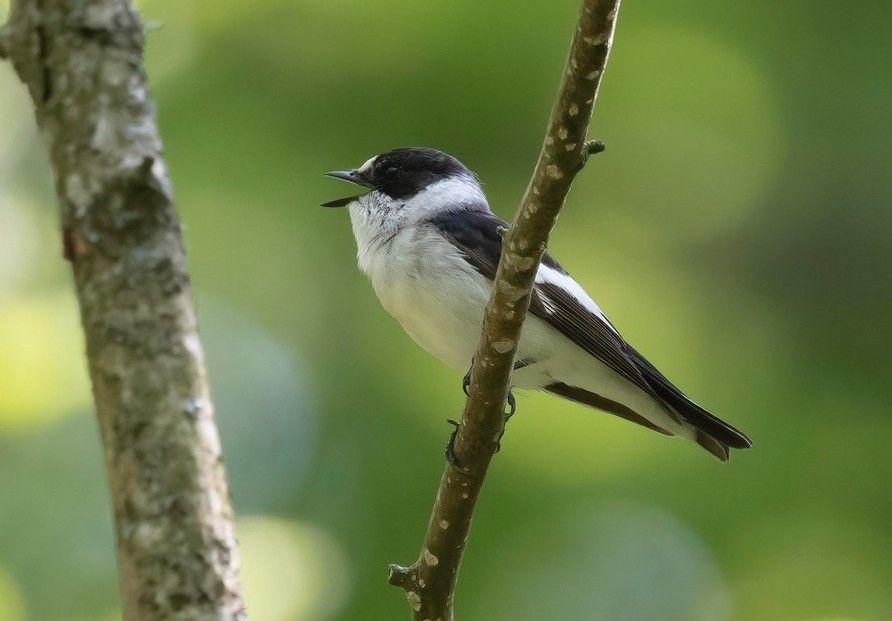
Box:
[324,147,752,460]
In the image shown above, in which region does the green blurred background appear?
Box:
[1,0,890,619]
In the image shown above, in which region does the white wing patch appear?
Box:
[535,264,619,335]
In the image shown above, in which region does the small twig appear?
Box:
[387,1,622,619]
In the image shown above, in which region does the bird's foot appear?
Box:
[446,390,515,463]
[465,357,529,398]
[460,356,521,454]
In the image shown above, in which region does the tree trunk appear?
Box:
[0,2,246,618]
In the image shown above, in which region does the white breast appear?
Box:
[346,180,559,383]
[360,223,491,369]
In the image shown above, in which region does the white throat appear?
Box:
[347,174,487,259]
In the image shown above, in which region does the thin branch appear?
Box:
[2,1,245,618]
[387,0,621,618]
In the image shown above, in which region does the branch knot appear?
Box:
[388,563,419,590]
[578,139,606,170]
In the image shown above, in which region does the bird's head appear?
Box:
[323,147,482,211]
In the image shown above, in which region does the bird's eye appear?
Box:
[384,166,398,177]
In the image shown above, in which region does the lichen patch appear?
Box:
[545,164,564,179]
[422,549,439,567]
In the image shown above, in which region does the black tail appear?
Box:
[626,345,753,460]
[547,348,753,461]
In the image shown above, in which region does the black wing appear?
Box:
[430,208,753,452]
[430,208,662,404]
[432,208,506,280]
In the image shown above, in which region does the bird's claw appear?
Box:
[505,390,516,420]
[495,390,516,453]
[445,418,461,467]
[462,357,474,396]
[458,356,516,454]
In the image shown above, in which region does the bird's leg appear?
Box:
[449,358,475,467]
[455,357,528,459]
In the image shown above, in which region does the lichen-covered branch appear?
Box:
[387,0,621,618]
[1,1,246,618]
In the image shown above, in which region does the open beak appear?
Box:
[322,169,373,207]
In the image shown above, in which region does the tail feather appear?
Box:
[694,429,731,462]
[546,381,738,461]
[546,347,753,461]
[626,345,753,451]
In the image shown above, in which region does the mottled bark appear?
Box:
[387,0,621,618]
[1,2,245,619]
